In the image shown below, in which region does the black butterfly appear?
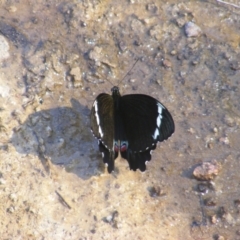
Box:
[90,86,174,173]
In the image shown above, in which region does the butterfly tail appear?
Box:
[122,144,156,171]
[98,141,116,173]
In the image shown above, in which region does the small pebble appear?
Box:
[70,67,82,83]
[0,35,10,61]
[193,160,221,181]
[146,3,157,13]
[42,112,51,120]
[149,186,165,197]
[204,197,216,207]
[215,235,225,240]
[187,128,195,134]
[192,60,198,65]
[162,59,172,68]
[184,22,202,38]
[230,60,240,70]
[7,6,17,12]
[9,193,17,202]
[0,178,6,185]
[118,41,127,52]
[29,115,40,126]
[56,138,65,149]
[106,215,113,223]
[45,126,52,137]
[224,116,235,127]
[7,206,15,213]
[234,199,240,208]
[197,182,214,193]
[219,137,230,145]
[210,214,217,224]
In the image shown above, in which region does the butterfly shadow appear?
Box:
[11,98,104,180]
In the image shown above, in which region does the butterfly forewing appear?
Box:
[119,94,174,152]
[90,93,114,150]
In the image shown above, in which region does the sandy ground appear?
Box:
[0,0,240,239]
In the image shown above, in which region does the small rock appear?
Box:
[184,22,202,38]
[218,206,227,219]
[56,138,65,149]
[131,19,144,33]
[219,137,230,145]
[188,128,195,134]
[234,199,240,208]
[118,40,127,52]
[149,25,162,41]
[29,115,40,126]
[215,235,225,240]
[192,60,198,65]
[104,210,119,228]
[230,60,240,70]
[7,206,15,213]
[39,145,46,154]
[148,186,166,197]
[0,35,10,61]
[0,178,6,185]
[224,116,235,127]
[146,3,157,13]
[197,181,215,193]
[193,160,221,181]
[223,52,231,60]
[223,212,235,225]
[45,126,52,138]
[9,193,17,202]
[70,67,81,78]
[179,71,186,77]
[41,112,51,120]
[89,46,102,66]
[176,18,186,28]
[204,197,217,207]
[105,215,113,223]
[7,6,17,12]
[70,67,82,87]
[162,59,172,68]
[170,50,177,55]
[210,214,218,224]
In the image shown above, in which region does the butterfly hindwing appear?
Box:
[98,141,117,173]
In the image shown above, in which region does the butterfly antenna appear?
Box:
[118,58,139,87]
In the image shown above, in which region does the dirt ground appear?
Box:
[0,0,240,239]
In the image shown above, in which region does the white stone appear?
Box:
[0,35,10,61]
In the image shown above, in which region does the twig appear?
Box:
[55,190,72,209]
[216,0,240,9]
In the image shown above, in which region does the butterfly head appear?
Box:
[111,86,121,98]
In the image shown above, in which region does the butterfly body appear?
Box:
[90,86,174,173]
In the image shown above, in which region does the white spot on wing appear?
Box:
[94,100,104,137]
[153,128,159,139]
[156,102,163,128]
[152,102,164,139]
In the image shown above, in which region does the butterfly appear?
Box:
[90,86,174,173]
